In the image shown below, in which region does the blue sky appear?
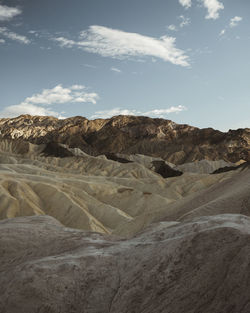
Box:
[0,0,249,131]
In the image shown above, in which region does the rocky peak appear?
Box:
[0,114,249,164]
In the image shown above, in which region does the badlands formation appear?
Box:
[0,115,249,313]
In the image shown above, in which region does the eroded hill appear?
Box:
[0,115,250,313]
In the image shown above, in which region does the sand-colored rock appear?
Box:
[175,159,235,174]
[114,164,250,236]
[0,139,244,235]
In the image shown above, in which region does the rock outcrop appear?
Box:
[0,114,249,164]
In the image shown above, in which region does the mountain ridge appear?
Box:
[0,114,249,164]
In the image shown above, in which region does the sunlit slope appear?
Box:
[0,142,246,235]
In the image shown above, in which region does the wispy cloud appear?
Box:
[91,105,186,119]
[230,16,242,28]
[28,30,40,37]
[53,25,190,67]
[179,15,191,28]
[219,16,243,37]
[0,85,99,118]
[144,106,187,116]
[219,29,226,36]
[110,67,122,73]
[0,38,5,43]
[83,64,97,69]
[167,17,190,32]
[179,0,192,9]
[168,24,177,31]
[53,36,75,48]
[179,0,224,20]
[0,27,30,44]
[0,4,21,21]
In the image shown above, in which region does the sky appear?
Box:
[0,0,249,131]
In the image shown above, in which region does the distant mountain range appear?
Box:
[0,114,249,164]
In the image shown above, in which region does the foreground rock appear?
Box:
[1,214,250,313]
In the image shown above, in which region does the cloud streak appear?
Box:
[0,4,21,21]
[230,16,242,28]
[0,27,30,44]
[1,85,99,118]
[110,67,122,73]
[91,105,186,119]
[53,25,190,67]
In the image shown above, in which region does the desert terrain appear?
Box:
[0,115,249,313]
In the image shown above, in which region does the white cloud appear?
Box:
[0,4,21,21]
[111,67,122,73]
[1,103,63,118]
[168,24,177,31]
[230,16,242,28]
[179,0,224,20]
[83,64,97,69]
[219,16,243,37]
[53,25,190,67]
[144,106,187,116]
[0,85,99,118]
[70,85,86,90]
[179,15,191,28]
[22,85,99,105]
[219,29,226,36]
[179,0,192,9]
[0,38,5,43]
[28,30,40,37]
[91,108,137,119]
[90,105,186,119]
[0,27,30,44]
[201,0,224,20]
[53,36,75,48]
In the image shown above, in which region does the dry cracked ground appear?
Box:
[0,117,250,313]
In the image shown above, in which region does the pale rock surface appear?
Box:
[1,214,250,313]
[0,140,243,235]
[175,159,235,174]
